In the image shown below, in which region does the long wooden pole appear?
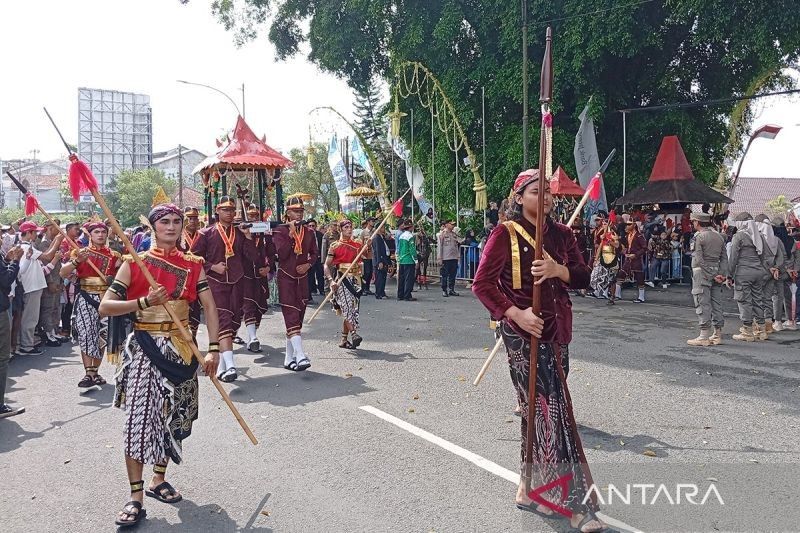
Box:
[525,26,552,492]
[43,109,255,444]
[88,187,258,445]
[307,187,411,324]
[472,338,503,386]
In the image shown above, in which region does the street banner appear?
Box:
[574,100,608,219]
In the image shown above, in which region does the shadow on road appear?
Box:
[132,497,273,532]
[226,370,376,408]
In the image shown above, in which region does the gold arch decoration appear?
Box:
[394,61,488,211]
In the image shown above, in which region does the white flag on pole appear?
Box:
[574,101,608,214]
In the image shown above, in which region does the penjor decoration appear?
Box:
[394,61,488,211]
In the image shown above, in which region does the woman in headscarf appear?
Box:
[755,214,785,334]
[99,203,220,528]
[729,212,768,341]
[771,215,797,330]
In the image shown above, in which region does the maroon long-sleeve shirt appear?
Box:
[472,217,590,344]
[190,222,259,284]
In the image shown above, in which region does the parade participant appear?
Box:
[472,170,606,532]
[438,220,461,297]
[306,219,325,298]
[179,206,202,338]
[190,196,258,382]
[396,219,417,301]
[687,212,729,346]
[240,204,275,352]
[59,220,120,387]
[273,196,318,371]
[60,222,82,336]
[325,219,364,349]
[729,212,767,342]
[98,202,219,528]
[608,217,647,305]
[589,220,620,299]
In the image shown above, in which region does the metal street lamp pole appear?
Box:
[176,80,242,117]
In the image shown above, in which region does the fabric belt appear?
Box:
[338,263,362,276]
[133,320,190,334]
[81,277,108,294]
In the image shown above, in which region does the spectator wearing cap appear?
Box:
[16,221,63,355]
[396,219,417,301]
[35,219,66,347]
[438,219,462,297]
[686,212,729,346]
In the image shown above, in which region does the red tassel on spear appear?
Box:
[24,192,39,217]
[42,107,99,201]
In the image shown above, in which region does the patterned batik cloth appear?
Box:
[114,334,199,465]
[331,274,360,331]
[499,320,597,514]
[589,264,616,295]
[72,292,107,360]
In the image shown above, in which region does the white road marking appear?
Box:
[360,405,640,533]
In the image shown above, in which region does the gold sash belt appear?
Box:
[134,300,194,364]
[81,276,108,294]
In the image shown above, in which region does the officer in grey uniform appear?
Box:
[754,215,785,333]
[729,212,768,341]
[687,212,729,346]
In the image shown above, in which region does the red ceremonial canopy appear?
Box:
[196,115,293,174]
[648,135,695,182]
[613,135,733,206]
[549,166,585,197]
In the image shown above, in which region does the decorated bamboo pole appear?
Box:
[44,108,258,445]
[306,187,411,324]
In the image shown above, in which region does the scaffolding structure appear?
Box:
[77,88,152,190]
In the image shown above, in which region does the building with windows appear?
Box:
[77,88,152,190]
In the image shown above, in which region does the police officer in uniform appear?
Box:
[687,212,729,346]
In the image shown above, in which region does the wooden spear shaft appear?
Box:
[306,187,411,324]
[85,186,258,445]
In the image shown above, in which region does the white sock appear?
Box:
[615,286,622,299]
[222,350,235,370]
[284,338,295,366]
[247,324,258,342]
[290,335,306,360]
[638,288,645,301]
[217,352,228,374]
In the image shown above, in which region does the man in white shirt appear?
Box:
[16,221,62,355]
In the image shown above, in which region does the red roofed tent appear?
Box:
[549,166,585,197]
[195,115,294,219]
[613,135,733,207]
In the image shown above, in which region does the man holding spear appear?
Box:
[99,202,220,528]
[472,27,610,532]
[325,218,364,349]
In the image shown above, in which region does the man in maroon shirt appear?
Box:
[472,169,607,532]
[608,219,648,304]
[191,196,258,382]
[240,204,276,352]
[273,197,319,371]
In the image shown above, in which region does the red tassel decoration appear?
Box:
[24,193,38,216]
[67,155,98,201]
[609,210,617,225]
[392,198,404,217]
[588,173,602,201]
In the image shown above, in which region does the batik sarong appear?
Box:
[331,273,361,331]
[72,291,107,360]
[114,332,199,465]
[589,264,616,296]
[499,320,597,515]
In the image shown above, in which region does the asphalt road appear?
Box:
[1,280,799,532]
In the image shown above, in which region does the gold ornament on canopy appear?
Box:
[286,192,314,202]
[388,93,408,139]
[345,186,381,198]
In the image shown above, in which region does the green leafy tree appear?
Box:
[284,144,339,213]
[114,168,175,227]
[765,194,795,219]
[353,77,385,142]
[200,0,800,210]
